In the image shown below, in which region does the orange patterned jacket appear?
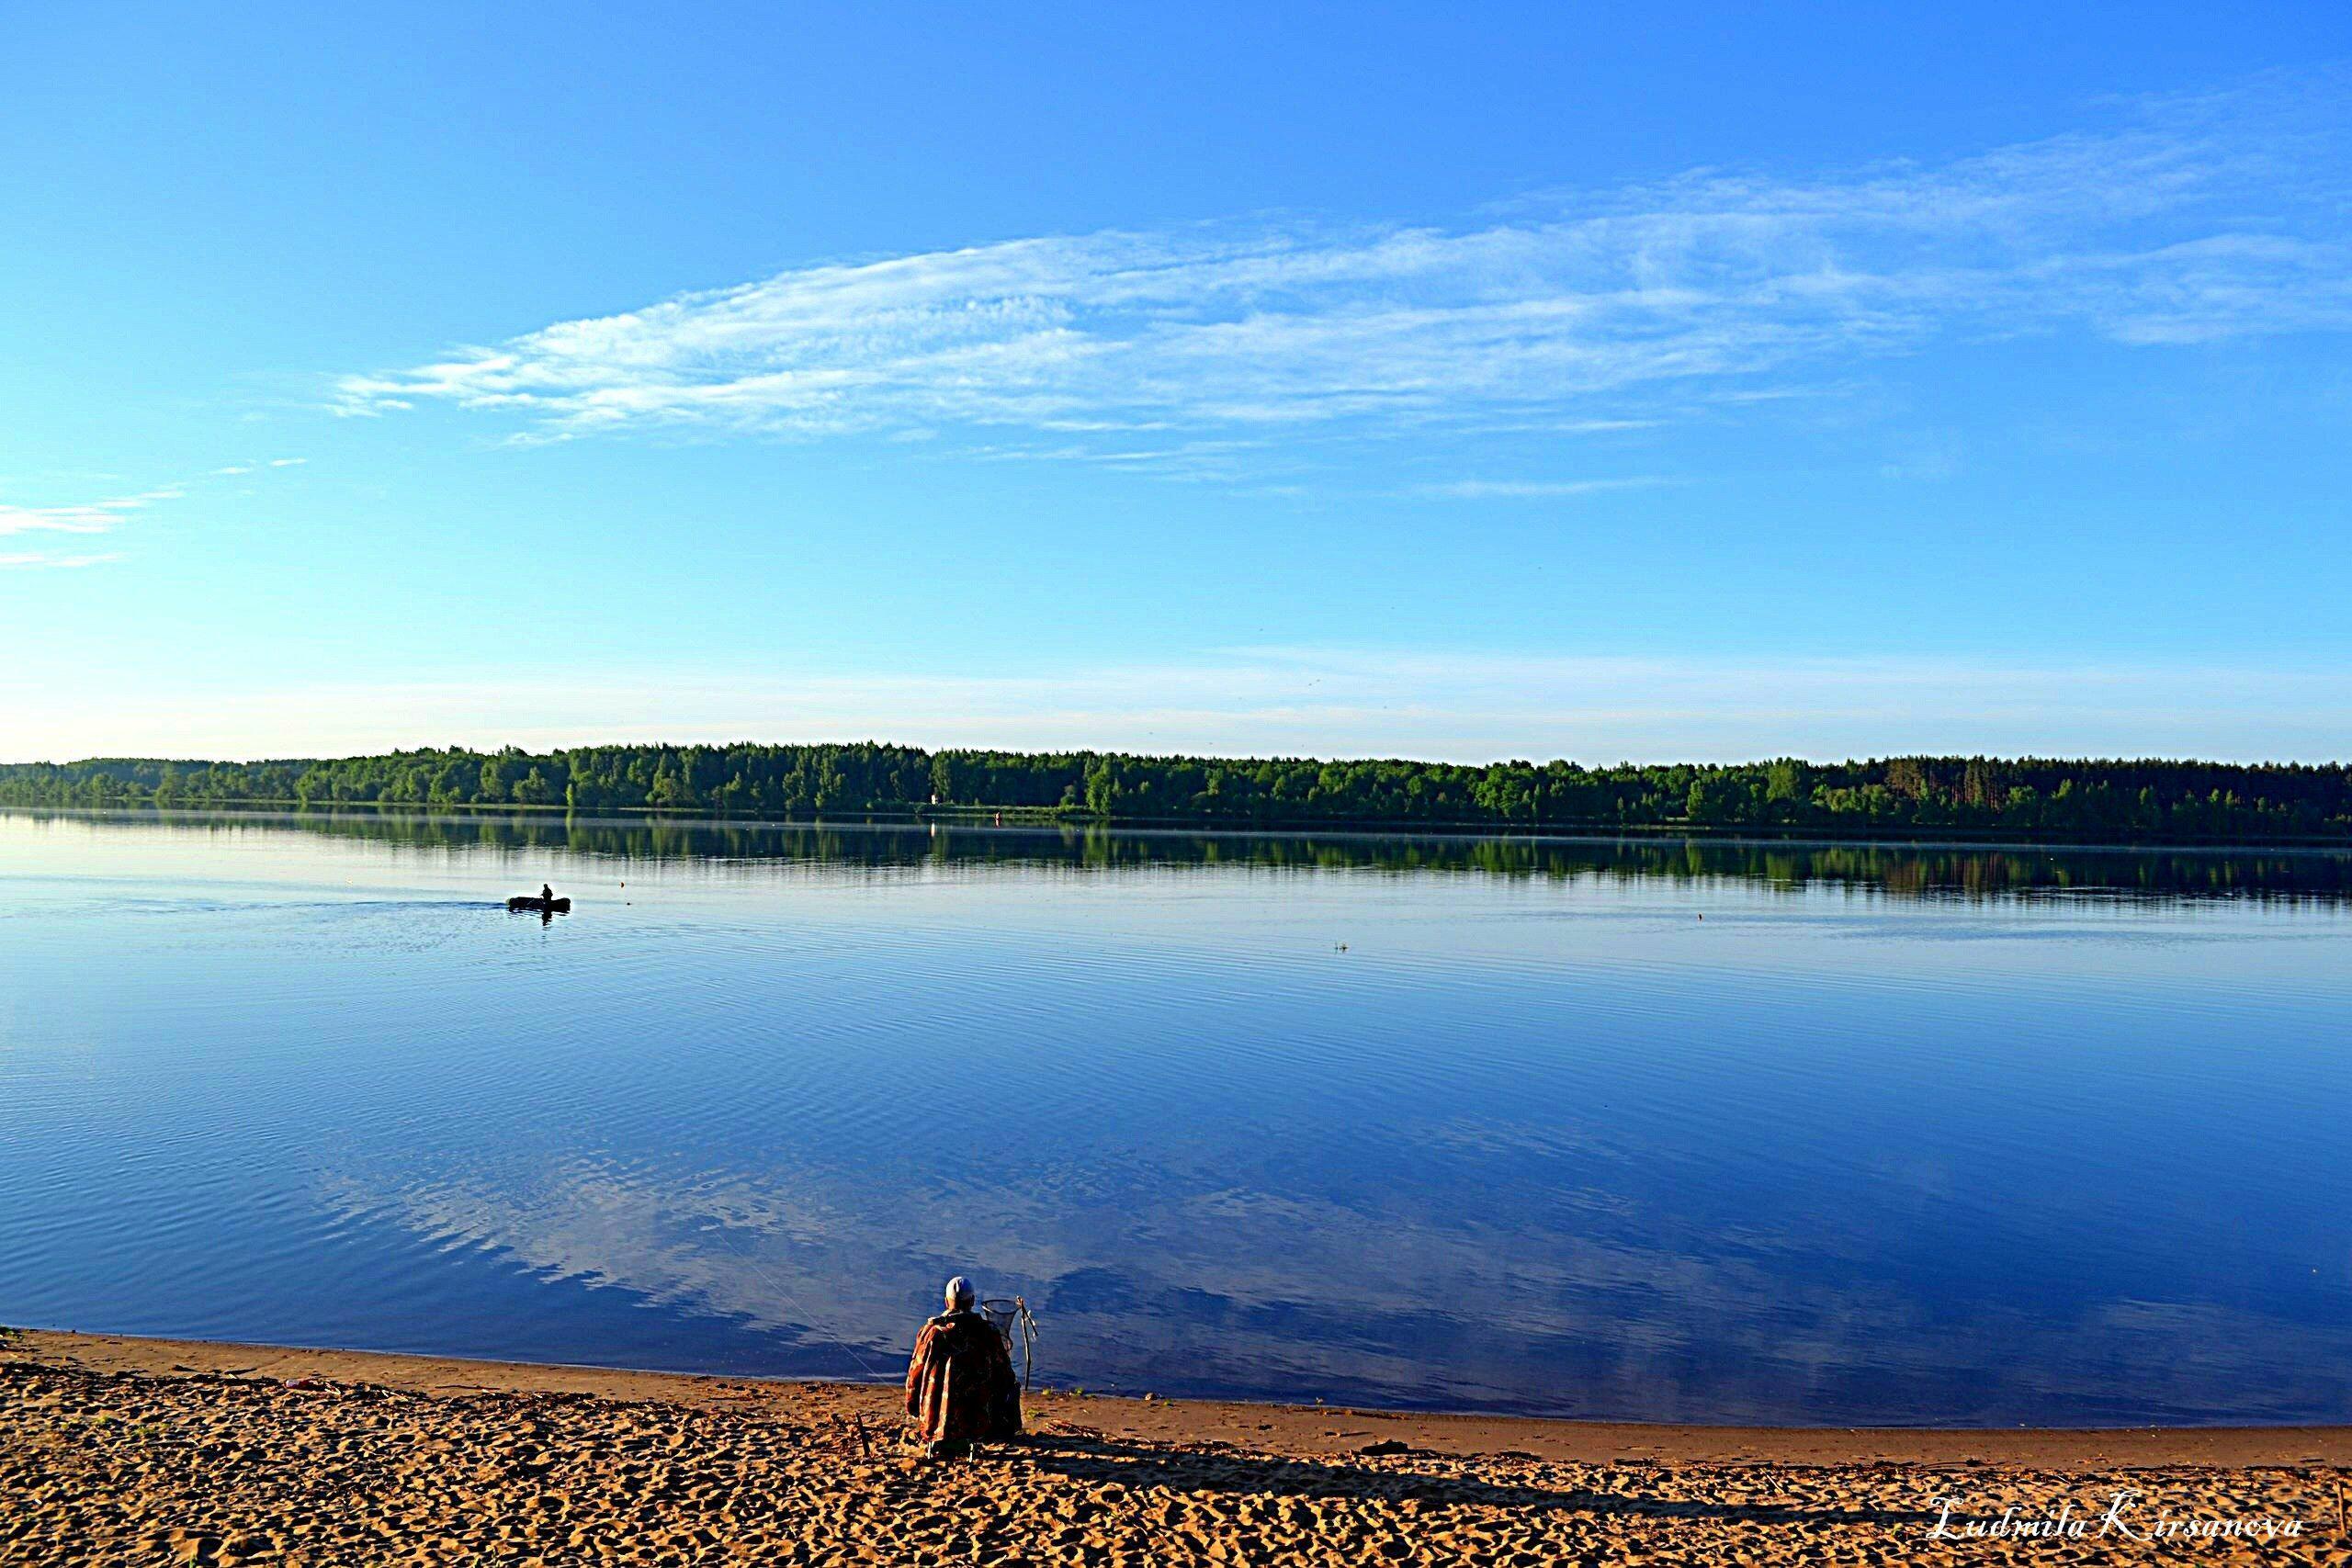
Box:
[903,1311,1022,1444]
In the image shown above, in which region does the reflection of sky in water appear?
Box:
[3,809,2349,1424]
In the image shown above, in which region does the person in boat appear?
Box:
[903,1276,1021,1458]
[539,883,554,904]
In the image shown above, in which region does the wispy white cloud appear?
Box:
[1418,477,1676,500]
[337,73,2348,459]
[7,646,2347,763]
[0,484,183,538]
[0,459,305,567]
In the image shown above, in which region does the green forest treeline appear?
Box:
[3,745,2348,840]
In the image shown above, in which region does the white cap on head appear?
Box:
[944,1276,974,1311]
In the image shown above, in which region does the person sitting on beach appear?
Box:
[903,1276,1021,1458]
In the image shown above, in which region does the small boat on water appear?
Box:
[506,895,571,913]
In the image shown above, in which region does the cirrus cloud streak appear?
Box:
[0,459,307,568]
[336,73,2350,456]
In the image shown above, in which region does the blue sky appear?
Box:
[4,4,2347,763]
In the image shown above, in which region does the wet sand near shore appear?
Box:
[5,1330,2347,1564]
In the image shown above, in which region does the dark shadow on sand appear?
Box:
[999,1432,1970,1529]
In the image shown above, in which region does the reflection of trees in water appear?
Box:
[30,807,2352,907]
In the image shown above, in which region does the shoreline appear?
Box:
[9,1331,2347,1565]
[12,800,2352,853]
[15,1329,2352,1468]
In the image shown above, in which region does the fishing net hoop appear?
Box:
[979,1296,1040,1392]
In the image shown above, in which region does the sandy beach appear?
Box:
[4,1330,2346,1565]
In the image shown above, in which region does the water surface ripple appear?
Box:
[2,808,2348,1425]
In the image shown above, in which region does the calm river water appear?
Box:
[2,807,2347,1425]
